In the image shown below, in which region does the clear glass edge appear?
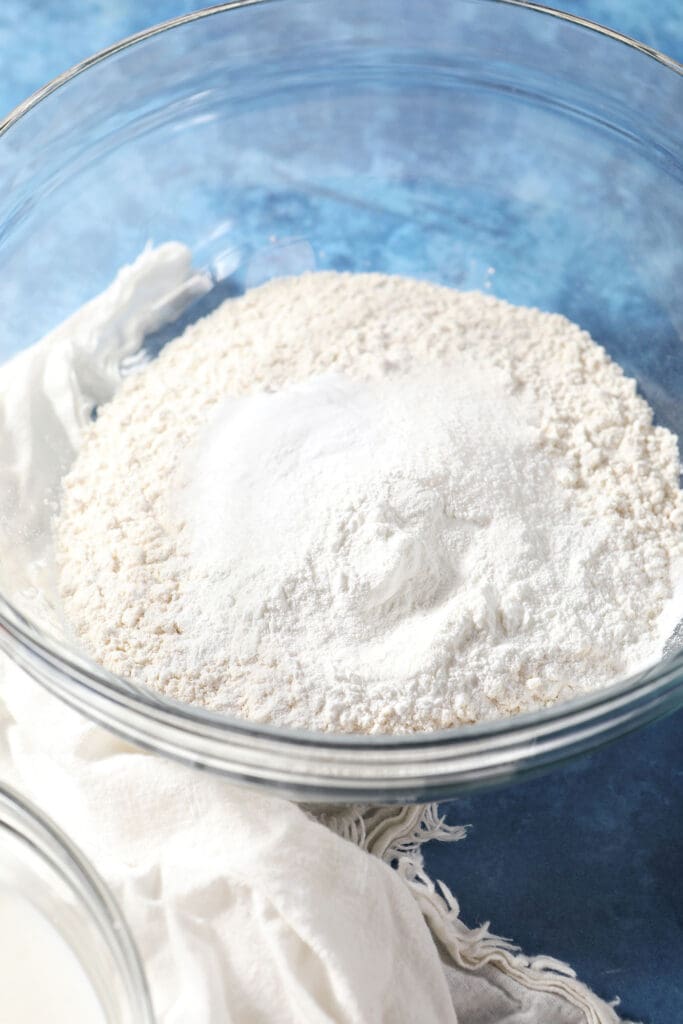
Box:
[0,782,155,1022]
[2,590,682,763]
[0,0,680,143]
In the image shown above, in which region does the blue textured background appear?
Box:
[0,0,680,116]
[0,3,680,1022]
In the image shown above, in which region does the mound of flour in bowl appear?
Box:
[56,272,682,733]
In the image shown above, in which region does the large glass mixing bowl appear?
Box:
[0,0,681,802]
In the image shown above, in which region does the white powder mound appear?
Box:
[56,272,683,734]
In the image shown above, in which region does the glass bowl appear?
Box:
[0,783,154,1022]
[0,0,681,802]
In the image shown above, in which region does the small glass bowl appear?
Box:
[0,1,681,801]
[0,783,154,1023]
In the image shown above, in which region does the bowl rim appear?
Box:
[0,0,680,143]
[0,0,681,800]
[2,584,683,754]
[0,781,155,1021]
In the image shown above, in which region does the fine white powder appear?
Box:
[56,272,683,734]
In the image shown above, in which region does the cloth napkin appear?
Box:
[0,243,626,1022]
[0,663,624,1024]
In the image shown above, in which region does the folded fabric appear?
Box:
[0,658,624,1023]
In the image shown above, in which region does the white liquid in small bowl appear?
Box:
[0,886,106,1024]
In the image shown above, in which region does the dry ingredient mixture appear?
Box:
[56,272,683,733]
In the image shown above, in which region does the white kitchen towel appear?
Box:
[0,661,624,1024]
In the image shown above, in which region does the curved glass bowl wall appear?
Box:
[0,784,154,1022]
[0,0,681,801]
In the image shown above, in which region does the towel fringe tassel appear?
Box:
[312,801,630,1024]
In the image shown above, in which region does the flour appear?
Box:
[56,272,683,733]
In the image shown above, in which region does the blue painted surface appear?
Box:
[0,3,680,1022]
[0,0,680,124]
[426,713,683,1022]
